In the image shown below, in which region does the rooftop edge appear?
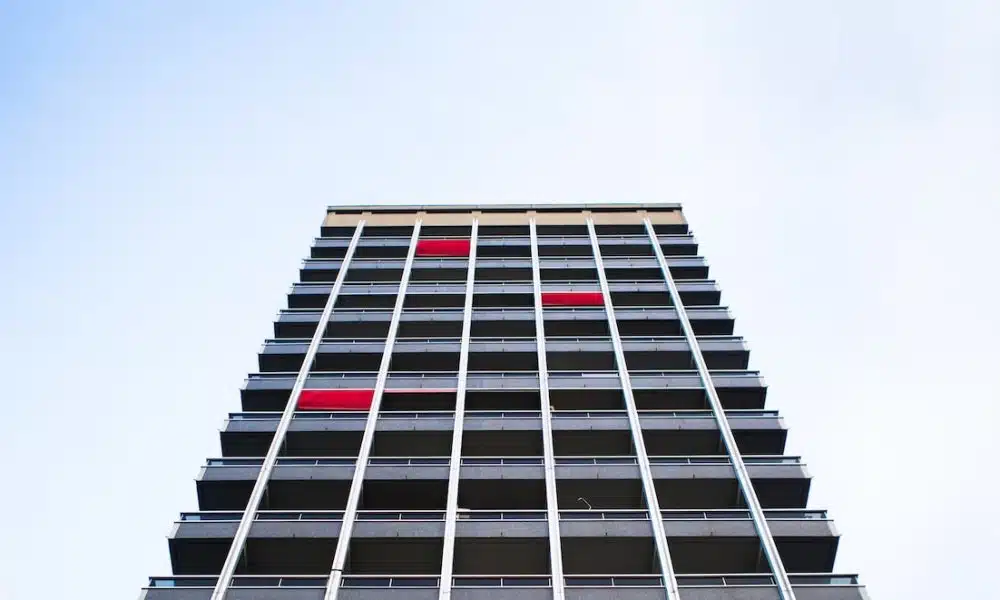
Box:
[326,202,683,214]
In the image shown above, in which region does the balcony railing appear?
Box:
[315,232,696,242]
[205,457,454,467]
[178,510,439,522]
[204,455,802,468]
[261,335,745,350]
[176,508,828,523]
[227,408,779,421]
[147,573,861,589]
[249,368,761,379]
[277,305,732,319]
[290,279,718,294]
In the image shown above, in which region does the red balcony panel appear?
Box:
[415,239,471,257]
[298,389,374,411]
[541,291,605,307]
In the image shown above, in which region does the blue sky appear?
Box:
[1,2,998,598]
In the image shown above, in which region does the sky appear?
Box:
[1,2,998,598]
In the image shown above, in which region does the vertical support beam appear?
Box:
[210,222,366,600]
[325,221,423,599]
[529,219,566,599]
[586,219,679,599]
[439,219,479,599]
[643,219,797,600]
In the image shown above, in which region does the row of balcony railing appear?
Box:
[149,573,861,589]
[305,254,701,261]
[248,369,760,380]
[278,305,728,315]
[291,279,714,289]
[205,455,801,467]
[303,257,705,267]
[262,334,743,344]
[259,336,746,354]
[179,508,829,522]
[228,409,779,420]
[315,233,696,243]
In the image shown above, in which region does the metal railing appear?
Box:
[367,457,450,466]
[564,576,664,587]
[148,576,328,588]
[559,510,649,520]
[676,574,860,587]
[376,411,458,419]
[456,510,547,520]
[292,411,369,420]
[289,279,718,293]
[261,334,743,348]
[342,576,439,587]
[147,573,861,589]
[203,455,801,468]
[175,508,828,523]
[460,457,543,465]
[276,305,730,318]
[314,232,695,241]
[231,406,778,424]
[273,458,356,466]
[228,409,775,420]
[651,455,802,465]
[451,576,551,587]
[302,257,705,269]
[660,509,828,520]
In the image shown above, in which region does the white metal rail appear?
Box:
[209,222,366,600]
[324,221,423,599]
[529,219,566,600]
[439,219,479,600]
[586,218,680,600]
[643,217,797,600]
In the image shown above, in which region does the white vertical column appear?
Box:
[643,218,797,600]
[439,220,479,599]
[586,219,678,599]
[529,220,566,599]
[325,220,423,599]
[210,221,366,600]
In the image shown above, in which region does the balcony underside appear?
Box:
[169,519,836,578]
[240,381,767,412]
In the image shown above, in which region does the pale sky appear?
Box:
[1,2,998,599]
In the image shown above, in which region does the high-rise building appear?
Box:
[140,204,869,600]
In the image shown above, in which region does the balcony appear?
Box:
[298,256,709,285]
[255,335,748,374]
[218,408,786,464]
[195,456,461,512]
[220,411,457,457]
[239,369,766,412]
[285,279,720,310]
[140,572,869,600]
[194,452,808,521]
[313,230,695,248]
[547,454,808,512]
[239,369,765,413]
[651,456,811,510]
[273,305,735,339]
[563,574,869,600]
[166,507,837,586]
[468,233,699,258]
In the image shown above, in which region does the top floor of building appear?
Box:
[322,203,687,235]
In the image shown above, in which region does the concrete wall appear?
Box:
[565,589,670,600]
[677,589,781,600]
[139,590,213,600]
[452,589,553,600]
[339,591,438,600]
